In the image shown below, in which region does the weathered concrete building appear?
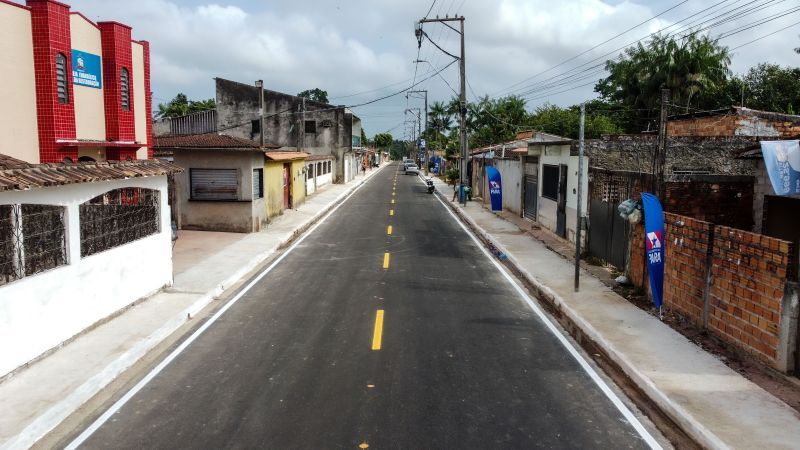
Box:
[214,78,361,184]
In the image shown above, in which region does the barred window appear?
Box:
[542,165,559,201]
[0,204,67,286]
[253,168,264,199]
[120,67,130,111]
[80,188,160,257]
[56,53,68,104]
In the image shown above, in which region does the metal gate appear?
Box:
[588,199,629,269]
[523,157,538,221]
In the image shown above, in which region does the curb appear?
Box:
[435,193,725,450]
[6,164,388,450]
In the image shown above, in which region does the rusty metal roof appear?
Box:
[0,157,183,192]
[265,151,309,161]
[153,133,279,150]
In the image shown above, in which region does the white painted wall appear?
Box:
[0,176,172,376]
[494,158,522,215]
[305,162,333,195]
[537,144,588,245]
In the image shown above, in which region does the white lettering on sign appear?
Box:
[648,251,662,264]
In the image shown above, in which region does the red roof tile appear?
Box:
[153,133,279,150]
[264,151,309,161]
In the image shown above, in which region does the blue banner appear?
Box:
[641,193,665,309]
[761,140,800,196]
[486,166,502,211]
[72,50,102,89]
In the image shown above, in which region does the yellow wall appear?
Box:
[78,147,106,161]
[70,14,106,142]
[0,4,39,163]
[131,42,148,159]
[291,160,306,207]
[264,162,284,219]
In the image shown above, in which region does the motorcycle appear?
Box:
[425,178,435,194]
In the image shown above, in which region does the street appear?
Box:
[71,162,654,449]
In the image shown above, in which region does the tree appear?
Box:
[724,63,800,114]
[596,33,731,126]
[374,132,393,150]
[360,128,368,147]
[297,88,329,104]
[155,93,215,118]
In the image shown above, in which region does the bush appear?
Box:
[445,168,460,185]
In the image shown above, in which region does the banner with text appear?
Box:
[761,140,800,196]
[486,166,502,212]
[72,50,102,89]
[641,192,665,309]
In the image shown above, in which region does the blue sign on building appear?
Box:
[72,50,102,89]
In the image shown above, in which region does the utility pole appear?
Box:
[654,89,670,199]
[417,15,466,204]
[255,80,264,147]
[575,103,585,292]
[409,90,428,174]
[301,97,306,152]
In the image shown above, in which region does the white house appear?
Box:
[0,154,180,376]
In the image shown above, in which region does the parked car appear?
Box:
[405,164,419,175]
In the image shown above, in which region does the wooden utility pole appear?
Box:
[574,103,585,292]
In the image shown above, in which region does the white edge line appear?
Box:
[428,183,663,450]
[65,171,375,450]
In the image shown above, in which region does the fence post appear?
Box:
[701,225,715,329]
[777,281,799,374]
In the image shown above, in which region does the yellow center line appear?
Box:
[391,199,395,204]
[383,252,390,269]
[387,225,392,235]
[389,209,394,216]
[371,310,385,350]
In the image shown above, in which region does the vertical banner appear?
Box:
[486,166,502,212]
[641,192,665,310]
[761,140,800,196]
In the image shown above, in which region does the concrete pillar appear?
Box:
[777,281,799,374]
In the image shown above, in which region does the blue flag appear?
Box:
[486,166,502,212]
[641,193,665,309]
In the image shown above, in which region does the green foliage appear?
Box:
[361,128,368,146]
[297,88,329,104]
[389,140,406,160]
[526,103,623,139]
[596,33,731,126]
[155,93,215,118]
[724,63,800,114]
[374,132,393,150]
[445,167,460,185]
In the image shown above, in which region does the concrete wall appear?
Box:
[264,162,284,219]
[669,110,800,138]
[0,176,172,376]
[305,160,333,195]
[131,41,148,159]
[70,13,106,142]
[0,2,39,163]
[494,158,522,215]
[215,78,356,183]
[290,160,306,207]
[535,144,588,245]
[173,150,266,232]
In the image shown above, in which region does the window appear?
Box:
[120,67,130,110]
[55,53,68,104]
[542,164,559,201]
[0,204,67,286]
[252,168,264,199]
[305,120,316,134]
[308,164,314,178]
[80,188,160,257]
[190,168,238,201]
[251,119,261,135]
[328,161,332,173]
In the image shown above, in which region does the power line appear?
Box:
[730,19,800,49]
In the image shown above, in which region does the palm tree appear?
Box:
[428,101,452,152]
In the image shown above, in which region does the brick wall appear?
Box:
[668,115,738,137]
[668,109,800,138]
[628,213,794,369]
[664,179,754,230]
[708,226,792,363]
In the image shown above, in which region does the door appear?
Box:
[283,164,291,209]
[556,164,568,238]
[523,157,538,221]
[588,199,630,269]
[763,195,800,280]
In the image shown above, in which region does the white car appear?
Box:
[405,164,419,175]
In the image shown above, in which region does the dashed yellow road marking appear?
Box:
[391,199,395,204]
[359,443,369,449]
[389,209,394,216]
[383,252,390,269]
[387,225,392,235]
[371,310,385,350]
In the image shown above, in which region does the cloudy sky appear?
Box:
[56,0,799,138]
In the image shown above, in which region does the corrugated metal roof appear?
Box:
[0,157,182,192]
[265,151,309,161]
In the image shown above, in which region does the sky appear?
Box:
[50,0,800,138]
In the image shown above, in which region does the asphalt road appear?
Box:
[73,162,653,449]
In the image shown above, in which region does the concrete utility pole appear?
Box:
[301,97,306,152]
[654,88,670,199]
[409,90,428,174]
[575,103,585,292]
[417,15,466,204]
[255,80,264,147]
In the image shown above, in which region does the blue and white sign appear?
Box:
[486,166,502,212]
[761,140,800,196]
[72,50,102,89]
[641,192,665,310]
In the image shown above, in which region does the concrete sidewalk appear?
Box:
[429,176,800,450]
[0,164,387,450]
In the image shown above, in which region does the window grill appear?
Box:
[0,204,67,286]
[56,53,68,104]
[80,188,160,257]
[305,120,316,134]
[253,168,264,199]
[120,67,130,111]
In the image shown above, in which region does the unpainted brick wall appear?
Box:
[668,115,738,137]
[709,226,792,364]
[628,214,793,368]
[664,180,754,230]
